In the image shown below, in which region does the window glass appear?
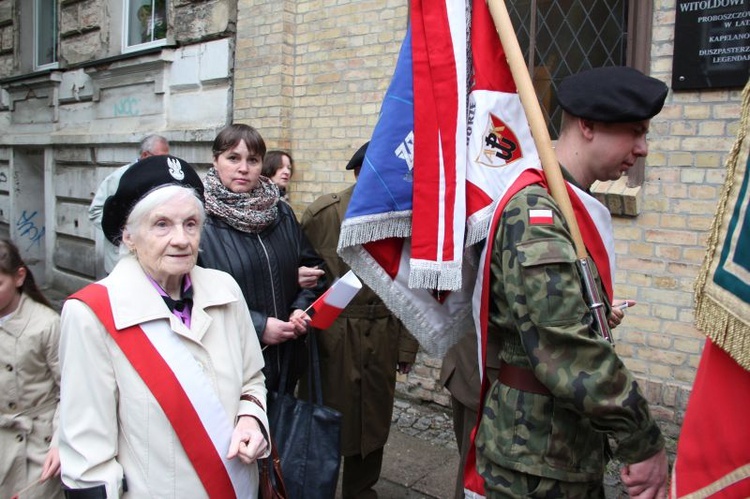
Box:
[35,0,58,68]
[125,0,167,48]
[508,0,629,137]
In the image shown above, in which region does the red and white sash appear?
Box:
[71,284,253,499]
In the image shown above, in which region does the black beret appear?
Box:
[101,155,204,245]
[557,66,668,123]
[345,141,370,170]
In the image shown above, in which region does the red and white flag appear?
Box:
[308,270,362,330]
[338,0,549,357]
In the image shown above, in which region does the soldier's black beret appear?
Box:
[345,141,370,170]
[102,155,204,245]
[557,66,668,123]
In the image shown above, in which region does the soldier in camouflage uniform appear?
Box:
[475,67,670,498]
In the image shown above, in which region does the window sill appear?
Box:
[122,38,168,55]
[85,51,172,100]
[590,177,642,217]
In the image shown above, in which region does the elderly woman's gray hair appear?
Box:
[119,185,205,256]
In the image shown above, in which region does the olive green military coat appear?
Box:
[301,185,419,457]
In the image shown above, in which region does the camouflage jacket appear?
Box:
[476,182,664,482]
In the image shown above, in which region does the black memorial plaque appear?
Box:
[672,0,750,91]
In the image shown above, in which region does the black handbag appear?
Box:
[266,332,342,499]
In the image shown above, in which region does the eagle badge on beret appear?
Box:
[167,157,185,180]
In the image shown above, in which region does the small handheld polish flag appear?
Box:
[308,270,363,329]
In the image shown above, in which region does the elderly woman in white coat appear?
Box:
[58,155,269,498]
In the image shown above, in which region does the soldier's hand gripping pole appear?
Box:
[578,258,614,344]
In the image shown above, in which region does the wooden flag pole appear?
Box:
[485,0,588,259]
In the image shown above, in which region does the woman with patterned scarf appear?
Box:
[199,123,326,394]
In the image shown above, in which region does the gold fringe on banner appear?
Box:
[693,78,750,371]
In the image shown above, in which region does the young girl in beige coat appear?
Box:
[0,239,63,499]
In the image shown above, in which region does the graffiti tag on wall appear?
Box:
[114,97,140,117]
[16,210,45,251]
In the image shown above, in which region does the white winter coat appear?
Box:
[59,255,269,498]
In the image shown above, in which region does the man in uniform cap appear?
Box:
[300,143,419,499]
[474,66,669,498]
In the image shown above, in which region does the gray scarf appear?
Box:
[203,168,279,233]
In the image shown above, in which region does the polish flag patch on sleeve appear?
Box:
[528,208,554,225]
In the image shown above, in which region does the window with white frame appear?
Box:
[34,0,58,69]
[124,0,168,50]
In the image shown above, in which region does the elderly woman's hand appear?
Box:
[227,416,268,464]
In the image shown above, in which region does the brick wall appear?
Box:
[235,0,408,214]
[612,1,741,432]
[59,0,108,65]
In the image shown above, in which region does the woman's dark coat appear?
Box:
[199,201,325,393]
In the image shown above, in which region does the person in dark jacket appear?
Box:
[198,123,326,394]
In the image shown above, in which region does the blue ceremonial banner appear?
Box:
[339,26,415,243]
[337,1,474,357]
